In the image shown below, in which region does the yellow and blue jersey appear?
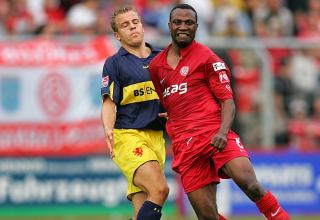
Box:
[101,43,165,130]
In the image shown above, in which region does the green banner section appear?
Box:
[0,204,177,217]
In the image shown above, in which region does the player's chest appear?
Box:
[159,62,204,88]
[119,58,151,84]
[159,63,205,99]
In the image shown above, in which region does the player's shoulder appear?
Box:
[194,42,214,55]
[195,42,224,63]
[102,52,121,78]
[150,49,166,68]
[148,42,161,55]
[194,41,214,54]
[104,52,118,66]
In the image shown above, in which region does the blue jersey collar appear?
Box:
[119,43,160,56]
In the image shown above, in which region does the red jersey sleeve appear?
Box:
[149,61,165,108]
[204,56,233,102]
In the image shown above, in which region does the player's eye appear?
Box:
[132,19,140,24]
[120,22,129,28]
[171,19,196,26]
[184,19,196,25]
[171,19,183,25]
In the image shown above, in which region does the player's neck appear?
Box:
[122,42,150,58]
[171,44,181,56]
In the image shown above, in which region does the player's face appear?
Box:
[114,11,144,47]
[169,8,198,48]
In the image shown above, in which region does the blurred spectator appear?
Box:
[5,0,35,35]
[253,19,269,38]
[217,12,246,37]
[253,8,292,76]
[95,9,110,35]
[67,0,100,35]
[231,51,261,148]
[309,96,320,150]
[141,0,164,27]
[0,0,10,35]
[43,0,67,34]
[98,0,130,34]
[290,49,319,102]
[213,0,252,36]
[273,58,293,147]
[274,57,294,114]
[137,0,173,36]
[287,98,313,151]
[182,0,214,41]
[154,0,181,35]
[44,0,66,25]
[243,0,265,36]
[26,0,46,27]
[308,0,320,13]
[297,0,320,40]
[255,0,294,36]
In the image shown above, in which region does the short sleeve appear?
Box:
[204,55,233,101]
[101,58,120,104]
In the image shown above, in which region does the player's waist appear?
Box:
[114,118,165,130]
[166,121,221,143]
[167,125,239,144]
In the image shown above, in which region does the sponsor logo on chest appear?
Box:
[163,83,188,98]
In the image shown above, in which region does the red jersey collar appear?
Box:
[163,40,197,64]
[179,40,197,57]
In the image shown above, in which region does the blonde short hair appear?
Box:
[111,5,140,32]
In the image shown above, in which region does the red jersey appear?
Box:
[149,41,238,143]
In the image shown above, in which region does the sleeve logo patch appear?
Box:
[219,71,230,83]
[213,62,226,71]
[101,76,109,87]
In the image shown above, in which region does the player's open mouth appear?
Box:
[177,33,189,36]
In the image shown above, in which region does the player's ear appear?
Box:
[114,32,121,41]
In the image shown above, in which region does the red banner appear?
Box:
[0,36,115,66]
[0,36,115,156]
[0,119,106,156]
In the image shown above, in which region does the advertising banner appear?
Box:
[1,153,319,216]
[178,152,320,216]
[230,152,320,215]
[0,156,177,207]
[0,37,116,156]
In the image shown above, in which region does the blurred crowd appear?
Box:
[0,0,319,39]
[0,0,319,151]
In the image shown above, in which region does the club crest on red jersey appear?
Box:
[180,66,189,76]
[219,71,229,83]
[133,147,143,157]
[101,76,109,87]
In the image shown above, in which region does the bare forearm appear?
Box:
[101,96,116,134]
[219,99,235,135]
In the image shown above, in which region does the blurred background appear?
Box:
[0,0,319,219]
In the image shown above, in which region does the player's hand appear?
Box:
[210,132,227,152]
[158,112,168,119]
[105,129,114,158]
